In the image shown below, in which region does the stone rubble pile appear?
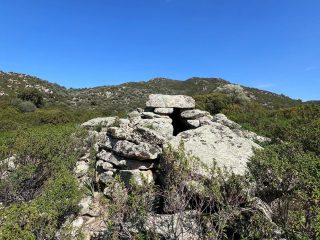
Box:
[78,94,268,189]
[71,94,272,239]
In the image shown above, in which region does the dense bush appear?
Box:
[18,101,37,112]
[37,109,73,125]
[101,144,278,239]
[17,88,44,107]
[0,119,19,131]
[0,124,86,239]
[195,94,320,239]
[249,143,320,239]
[194,93,232,114]
[0,104,105,132]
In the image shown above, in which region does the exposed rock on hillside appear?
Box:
[146,94,195,108]
[67,94,280,239]
[81,117,116,130]
[169,124,262,176]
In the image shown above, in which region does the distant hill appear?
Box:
[0,71,305,114]
[306,100,320,104]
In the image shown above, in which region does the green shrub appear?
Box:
[17,88,44,107]
[17,101,37,113]
[0,119,19,131]
[0,124,86,239]
[194,93,232,114]
[249,143,320,239]
[38,109,73,125]
[101,144,278,239]
[0,170,81,240]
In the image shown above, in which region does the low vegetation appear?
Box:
[0,71,318,239]
[195,93,320,239]
[0,125,87,239]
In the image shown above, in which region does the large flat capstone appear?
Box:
[146,94,195,109]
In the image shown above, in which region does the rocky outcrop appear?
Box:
[85,94,267,190]
[113,140,162,160]
[85,94,268,184]
[146,94,195,108]
[70,94,278,239]
[169,123,262,176]
[154,107,174,114]
[81,117,117,130]
[180,109,212,119]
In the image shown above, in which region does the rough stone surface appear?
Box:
[154,107,174,114]
[97,135,115,151]
[79,197,94,216]
[119,169,154,186]
[131,127,166,145]
[98,171,114,184]
[212,113,241,129]
[198,116,214,126]
[137,118,174,138]
[97,150,122,166]
[113,140,162,160]
[213,113,271,143]
[181,109,211,119]
[81,117,116,129]
[141,112,169,119]
[75,161,89,177]
[96,160,114,170]
[186,119,200,128]
[1,156,17,171]
[169,123,262,176]
[146,94,195,108]
[128,110,141,120]
[74,94,275,239]
[107,127,132,140]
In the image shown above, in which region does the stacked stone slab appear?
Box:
[80,94,198,189]
[74,94,274,239]
[80,94,269,191]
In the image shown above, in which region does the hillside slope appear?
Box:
[0,71,303,114]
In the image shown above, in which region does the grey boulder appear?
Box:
[154,107,174,115]
[119,169,154,186]
[146,94,195,109]
[81,117,116,129]
[181,109,212,119]
[113,140,162,160]
[138,118,174,139]
[169,123,262,176]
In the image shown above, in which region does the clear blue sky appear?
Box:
[0,0,319,100]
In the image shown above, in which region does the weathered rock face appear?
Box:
[180,109,212,119]
[81,117,116,129]
[169,123,262,176]
[120,169,154,186]
[146,94,195,108]
[154,107,174,114]
[80,94,269,190]
[113,140,162,160]
[72,94,273,239]
[137,118,173,138]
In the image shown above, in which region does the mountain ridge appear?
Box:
[0,71,307,114]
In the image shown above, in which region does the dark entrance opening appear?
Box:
[169,108,190,136]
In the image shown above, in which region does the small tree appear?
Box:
[17,88,44,107]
